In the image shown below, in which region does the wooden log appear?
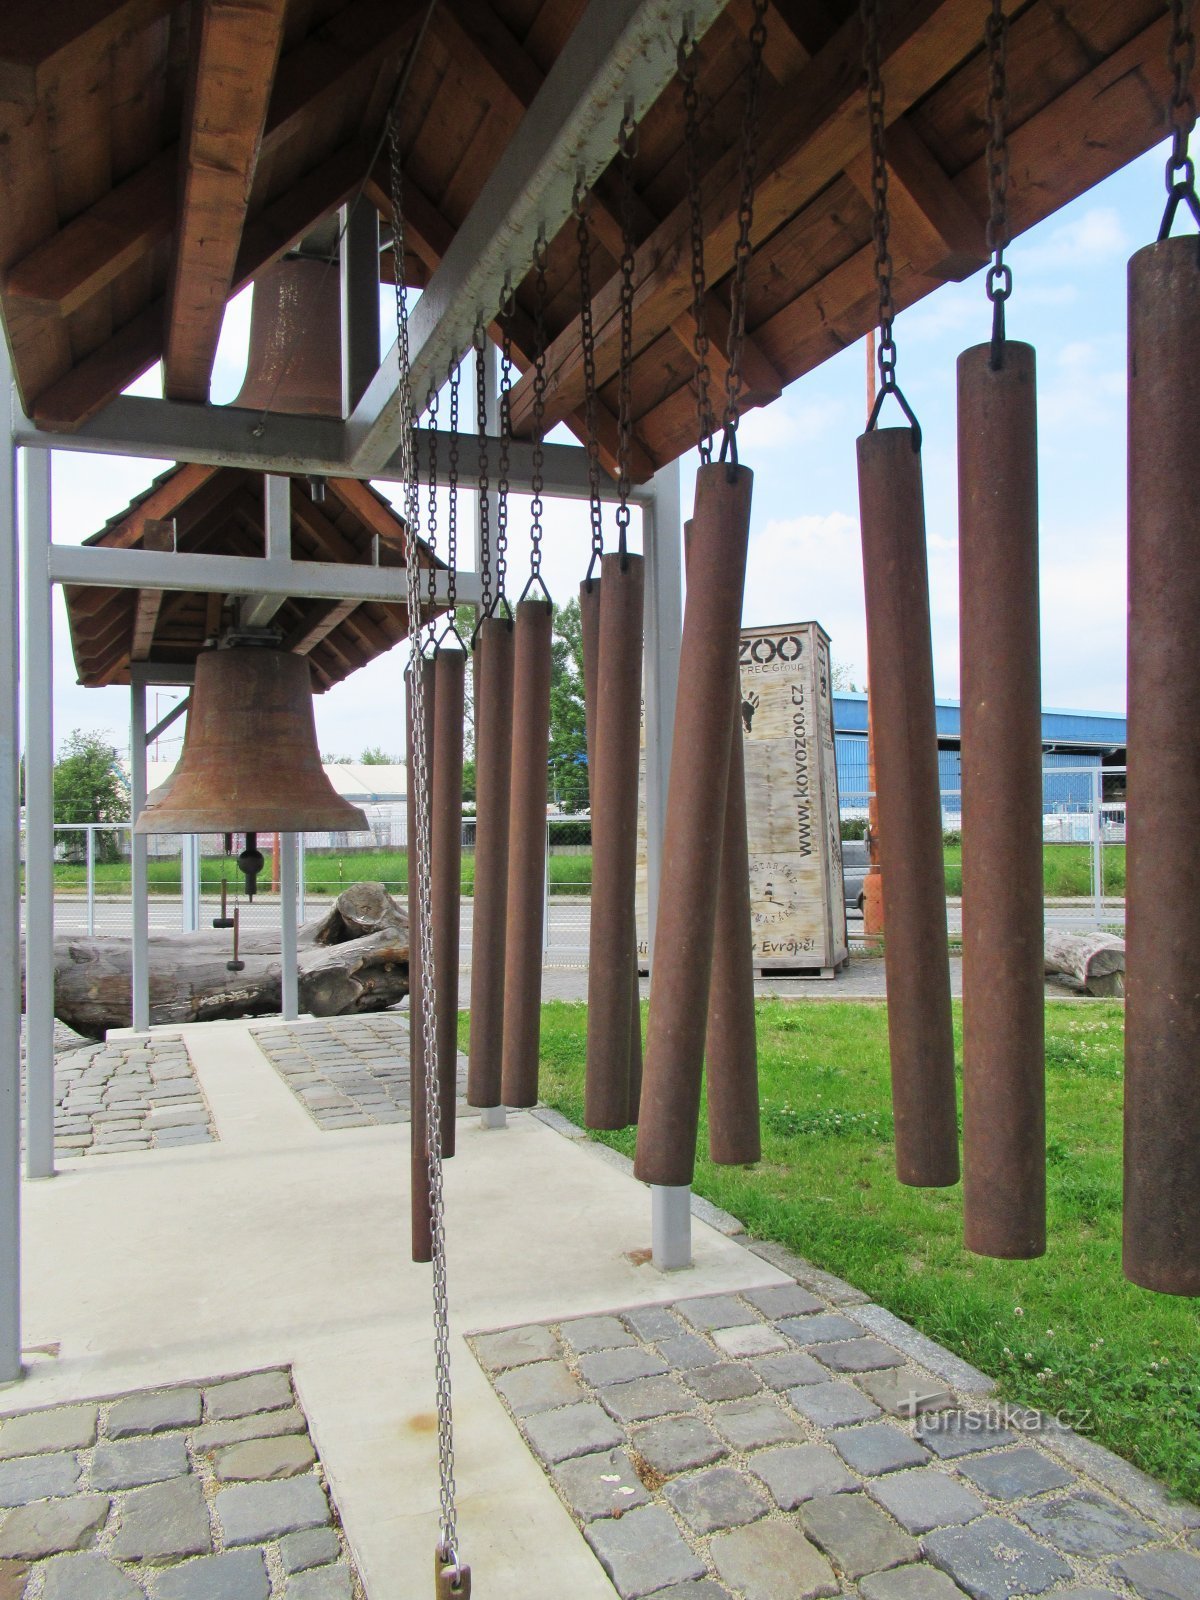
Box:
[1043,929,1125,997]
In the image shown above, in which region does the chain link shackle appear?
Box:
[719,0,768,473]
[529,228,549,599]
[425,385,440,640]
[574,174,606,584]
[1161,0,1200,240]
[679,23,715,463]
[616,104,638,559]
[984,0,1013,367]
[861,0,921,448]
[386,100,465,1595]
[495,281,514,618]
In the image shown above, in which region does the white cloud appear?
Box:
[1020,207,1129,272]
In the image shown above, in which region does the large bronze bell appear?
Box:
[135,647,369,836]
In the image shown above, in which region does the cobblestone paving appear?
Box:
[251,1014,469,1130]
[472,1287,1200,1600]
[0,1368,363,1598]
[46,1034,216,1160]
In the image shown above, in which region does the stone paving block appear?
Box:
[39,1551,146,1599]
[679,1363,762,1403]
[1052,1592,1124,1599]
[665,1466,769,1534]
[107,1389,202,1439]
[709,1518,839,1600]
[601,1376,695,1425]
[0,1406,98,1458]
[710,1398,805,1452]
[1017,1489,1153,1556]
[779,1313,865,1346]
[91,1435,189,1490]
[917,1412,1018,1460]
[643,1583,732,1600]
[956,1448,1074,1502]
[0,1450,81,1505]
[924,1515,1074,1598]
[212,1436,316,1482]
[711,1325,788,1359]
[287,1568,352,1600]
[494,1361,584,1417]
[674,1296,757,1332]
[813,1338,905,1374]
[579,1348,668,1388]
[551,1448,650,1520]
[858,1367,956,1417]
[858,1563,972,1599]
[561,1316,640,1354]
[748,1350,827,1390]
[789,1380,881,1428]
[523,1402,624,1464]
[622,1307,682,1342]
[741,1284,824,1319]
[747,1443,857,1509]
[110,1477,211,1563]
[585,1503,707,1598]
[0,1493,110,1558]
[215,1477,330,1546]
[800,1491,919,1580]
[832,1423,930,1476]
[155,1547,270,1599]
[203,1372,293,1422]
[1110,1548,1200,1598]
[656,1334,718,1371]
[192,1408,307,1453]
[631,1418,726,1476]
[0,1556,27,1597]
[279,1525,341,1574]
[474,1325,560,1372]
[868,1466,985,1533]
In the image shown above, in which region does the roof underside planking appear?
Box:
[0,0,1189,481]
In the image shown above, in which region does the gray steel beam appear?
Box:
[340,203,380,419]
[130,683,151,1033]
[279,833,300,1021]
[241,476,292,627]
[0,339,22,1381]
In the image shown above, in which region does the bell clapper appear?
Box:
[237,832,265,901]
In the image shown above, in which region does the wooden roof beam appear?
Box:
[845,117,985,282]
[0,0,174,106]
[130,518,177,661]
[281,597,361,655]
[163,0,289,404]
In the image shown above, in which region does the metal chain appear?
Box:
[1161,0,1200,239]
[720,0,768,470]
[860,0,921,447]
[529,229,549,599]
[616,106,638,559]
[386,101,463,1592]
[984,0,1013,367]
[574,176,606,584]
[445,360,460,628]
[474,327,493,619]
[496,284,514,615]
[678,24,714,463]
[426,386,440,627]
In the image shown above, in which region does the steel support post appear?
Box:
[297,834,307,925]
[21,448,54,1180]
[340,202,380,419]
[130,684,150,1032]
[279,833,299,1021]
[642,460,689,1270]
[85,827,96,937]
[0,344,22,1382]
[181,835,200,933]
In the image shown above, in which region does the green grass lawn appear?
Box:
[486,999,1199,1506]
[943,843,1125,897]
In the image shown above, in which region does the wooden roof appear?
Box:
[0,0,1187,475]
[64,468,439,689]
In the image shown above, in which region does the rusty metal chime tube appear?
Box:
[1124,234,1200,1296]
[584,554,645,1129]
[958,341,1045,1257]
[430,648,465,1156]
[406,656,435,1263]
[635,463,753,1187]
[500,599,554,1108]
[856,429,959,1188]
[466,618,515,1108]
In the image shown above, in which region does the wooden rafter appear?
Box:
[130,517,177,661]
[163,0,289,403]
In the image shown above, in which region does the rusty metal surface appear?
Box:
[135,647,368,835]
[958,340,1045,1258]
[233,257,345,417]
[431,648,466,1157]
[635,463,753,1188]
[501,600,554,1109]
[585,554,645,1129]
[466,618,514,1108]
[1124,236,1200,1296]
[406,657,435,1263]
[856,428,959,1190]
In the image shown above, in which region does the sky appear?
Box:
[42,140,1170,769]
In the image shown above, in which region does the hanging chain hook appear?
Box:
[984,0,1012,369]
[1159,0,1200,243]
[720,0,768,479]
[616,101,639,563]
[575,175,606,585]
[861,0,922,451]
[491,276,514,628]
[678,19,715,463]
[527,226,551,607]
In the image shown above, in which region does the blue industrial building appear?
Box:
[833,694,1127,814]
